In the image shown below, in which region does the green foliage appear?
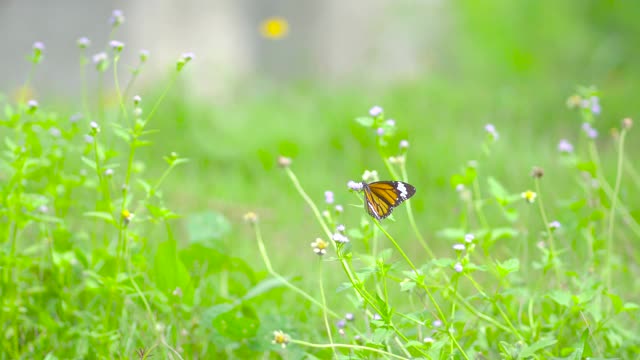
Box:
[3,3,640,359]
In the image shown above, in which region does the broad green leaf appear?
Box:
[547,290,571,308]
[153,240,194,304]
[518,338,557,358]
[495,258,520,277]
[212,304,260,341]
[83,211,115,225]
[487,176,509,203]
[186,211,231,247]
[242,277,287,301]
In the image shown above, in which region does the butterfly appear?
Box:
[361,181,416,220]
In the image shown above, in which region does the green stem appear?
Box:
[318,263,337,358]
[290,339,410,360]
[534,178,561,282]
[399,160,435,259]
[252,219,340,318]
[606,129,627,295]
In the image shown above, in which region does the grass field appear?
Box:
[2,3,640,359]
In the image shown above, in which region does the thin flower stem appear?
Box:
[399,160,436,259]
[472,177,489,229]
[289,339,410,360]
[252,219,340,318]
[113,56,128,124]
[318,263,337,358]
[373,220,448,326]
[606,129,627,295]
[534,178,561,282]
[588,143,640,237]
[145,73,179,123]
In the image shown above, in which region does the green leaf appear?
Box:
[495,258,520,277]
[186,211,231,247]
[153,240,193,304]
[547,290,571,308]
[81,156,97,170]
[355,116,374,127]
[519,338,557,358]
[487,176,509,203]
[83,211,115,225]
[436,228,465,240]
[242,277,287,302]
[211,304,260,341]
[490,227,518,241]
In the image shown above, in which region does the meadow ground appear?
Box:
[2,3,640,359]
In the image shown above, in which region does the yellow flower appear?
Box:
[243,212,258,223]
[311,238,328,256]
[272,330,289,348]
[121,209,134,225]
[260,17,289,39]
[521,190,537,203]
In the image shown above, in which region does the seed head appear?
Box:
[277,155,291,168]
[531,166,544,178]
[243,212,258,223]
[622,117,633,130]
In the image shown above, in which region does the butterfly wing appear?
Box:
[363,181,416,219]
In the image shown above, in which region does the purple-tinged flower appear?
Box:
[485,123,499,140]
[92,52,108,64]
[335,204,343,213]
[464,233,475,243]
[50,127,61,137]
[455,184,465,192]
[345,313,354,321]
[454,262,463,273]
[590,96,601,115]
[376,127,384,136]
[27,99,38,112]
[557,139,574,153]
[336,319,346,329]
[110,9,125,26]
[336,224,345,232]
[452,243,465,251]
[77,37,90,49]
[332,233,349,243]
[70,113,83,123]
[38,205,49,213]
[324,191,334,204]
[385,119,396,127]
[582,123,598,139]
[84,135,94,143]
[549,220,561,230]
[399,140,409,149]
[104,168,114,177]
[139,49,150,62]
[432,319,442,327]
[347,180,363,191]
[33,41,45,52]
[373,313,382,321]
[369,105,383,117]
[110,40,124,52]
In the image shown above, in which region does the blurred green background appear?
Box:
[4,0,640,288]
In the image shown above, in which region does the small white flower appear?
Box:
[454,262,463,273]
[369,105,383,117]
[464,233,475,243]
[452,243,466,251]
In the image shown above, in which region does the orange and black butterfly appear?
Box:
[361,181,416,220]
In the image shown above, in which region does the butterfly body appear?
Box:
[362,181,416,220]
